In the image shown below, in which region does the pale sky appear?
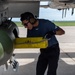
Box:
[12,7,75,21]
[39,7,75,21]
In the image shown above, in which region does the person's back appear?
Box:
[27,19,61,47]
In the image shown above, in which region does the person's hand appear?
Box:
[44,31,56,39]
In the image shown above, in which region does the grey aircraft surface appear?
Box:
[0,0,75,71]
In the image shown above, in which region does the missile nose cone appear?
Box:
[0,43,4,59]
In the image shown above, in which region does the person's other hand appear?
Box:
[44,31,56,39]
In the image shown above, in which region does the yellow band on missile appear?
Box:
[14,37,48,48]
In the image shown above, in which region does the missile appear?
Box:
[0,20,19,66]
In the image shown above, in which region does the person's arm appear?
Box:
[55,27,65,35]
[45,27,65,39]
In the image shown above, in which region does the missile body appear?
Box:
[0,20,19,66]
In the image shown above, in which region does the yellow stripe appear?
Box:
[14,37,48,48]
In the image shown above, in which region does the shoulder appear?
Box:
[38,19,53,24]
[38,19,50,22]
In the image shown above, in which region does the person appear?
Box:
[20,12,65,75]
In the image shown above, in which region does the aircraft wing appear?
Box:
[0,0,75,19]
[1,0,75,18]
